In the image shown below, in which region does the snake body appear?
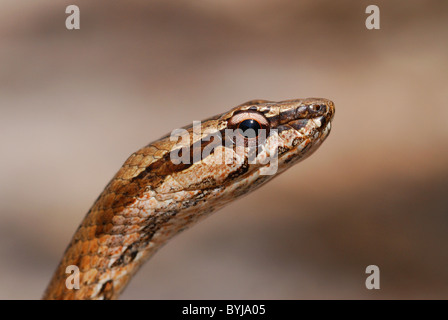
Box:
[43,98,335,300]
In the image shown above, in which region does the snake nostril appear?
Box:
[309,104,326,113]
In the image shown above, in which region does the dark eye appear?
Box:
[238,119,262,139]
[227,110,270,145]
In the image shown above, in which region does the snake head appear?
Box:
[215,98,335,176]
[156,98,335,192]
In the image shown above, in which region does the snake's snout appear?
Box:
[314,99,335,128]
[327,100,335,121]
[313,98,334,119]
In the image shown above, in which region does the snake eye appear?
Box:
[227,110,270,146]
[238,119,262,139]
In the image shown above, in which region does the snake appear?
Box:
[42,98,335,300]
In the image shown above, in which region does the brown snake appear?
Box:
[43,98,335,300]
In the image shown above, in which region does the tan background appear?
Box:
[0,0,447,299]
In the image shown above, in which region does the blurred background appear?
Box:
[1,0,447,299]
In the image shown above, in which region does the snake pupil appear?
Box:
[238,119,261,138]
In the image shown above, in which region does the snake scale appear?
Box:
[43,98,335,300]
